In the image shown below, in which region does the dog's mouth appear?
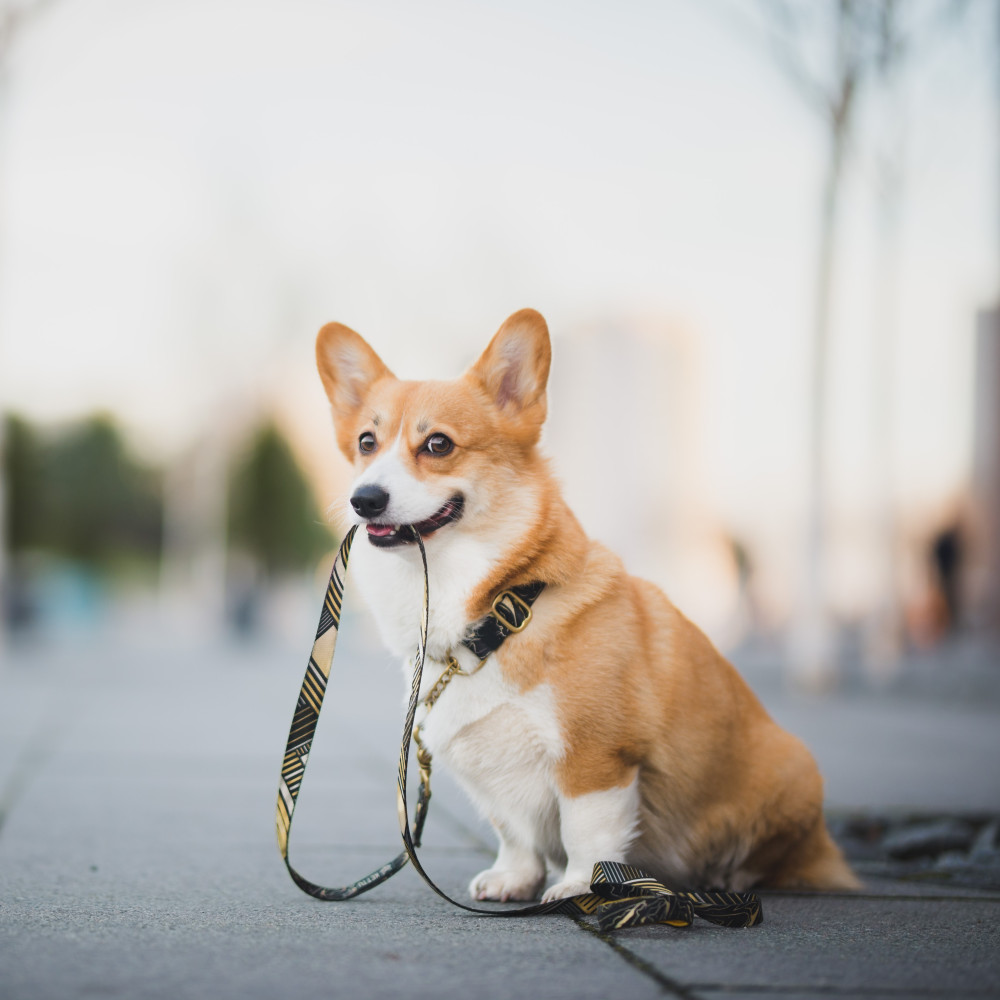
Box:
[365,494,465,549]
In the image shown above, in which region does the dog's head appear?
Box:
[316,309,551,549]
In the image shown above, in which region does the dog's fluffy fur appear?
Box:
[316,308,859,901]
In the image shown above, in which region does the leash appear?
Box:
[276,525,763,930]
[276,526,425,899]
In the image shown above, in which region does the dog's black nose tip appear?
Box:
[351,484,390,519]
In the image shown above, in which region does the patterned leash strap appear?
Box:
[589,861,763,930]
[276,525,431,900]
[276,525,763,928]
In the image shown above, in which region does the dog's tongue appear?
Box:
[366,524,398,538]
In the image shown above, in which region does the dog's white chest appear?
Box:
[415,652,565,860]
[415,653,562,761]
[350,530,566,858]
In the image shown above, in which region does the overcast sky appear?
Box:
[0,0,995,534]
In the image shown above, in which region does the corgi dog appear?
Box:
[315,308,860,902]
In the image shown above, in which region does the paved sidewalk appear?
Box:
[1,614,998,1000]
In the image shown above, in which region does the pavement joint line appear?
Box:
[764,889,1000,903]
[0,716,60,839]
[568,913,702,999]
[690,984,1000,998]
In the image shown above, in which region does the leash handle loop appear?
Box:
[275,525,431,900]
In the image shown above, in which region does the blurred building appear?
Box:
[971,306,1000,631]
[545,317,739,644]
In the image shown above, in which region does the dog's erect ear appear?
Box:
[316,323,394,423]
[470,309,551,433]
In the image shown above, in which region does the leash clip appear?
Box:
[489,589,533,633]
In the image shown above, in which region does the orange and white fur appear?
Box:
[316,308,860,902]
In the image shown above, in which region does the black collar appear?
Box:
[461,581,545,661]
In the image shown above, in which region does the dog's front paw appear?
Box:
[541,878,593,903]
[470,867,545,903]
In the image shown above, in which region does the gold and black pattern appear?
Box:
[598,894,694,930]
[303,657,328,707]
[588,860,763,929]
[280,748,307,798]
[590,859,664,894]
[589,861,693,928]
[275,526,420,900]
[316,539,349,637]
[681,888,764,928]
[277,523,764,929]
[315,602,335,641]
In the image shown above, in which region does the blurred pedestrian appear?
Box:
[931,524,964,635]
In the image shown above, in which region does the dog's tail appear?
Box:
[772,821,863,891]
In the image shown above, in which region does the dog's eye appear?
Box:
[424,433,453,456]
[359,432,377,454]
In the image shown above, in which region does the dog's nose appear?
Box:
[351,484,390,519]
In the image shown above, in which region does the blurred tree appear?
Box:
[41,415,162,567]
[227,419,332,578]
[3,413,44,553]
[2,412,163,572]
[0,0,66,642]
[747,0,971,685]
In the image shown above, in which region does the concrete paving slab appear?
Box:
[622,891,1000,999]
[764,694,1000,813]
[2,868,667,1000]
[2,621,1000,1000]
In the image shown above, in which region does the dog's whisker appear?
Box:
[325,494,352,529]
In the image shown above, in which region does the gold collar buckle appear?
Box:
[489,589,533,633]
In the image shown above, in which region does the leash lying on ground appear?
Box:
[276,525,763,931]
